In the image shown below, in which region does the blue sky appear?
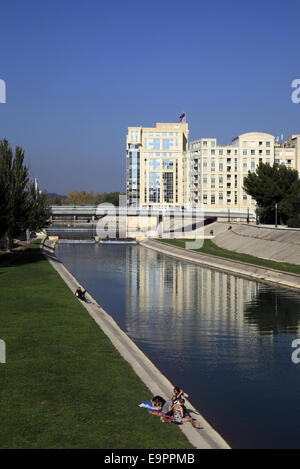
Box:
[0,0,299,194]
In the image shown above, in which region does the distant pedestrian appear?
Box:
[75,286,87,302]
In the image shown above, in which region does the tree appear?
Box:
[243,162,300,224]
[0,139,52,249]
[0,142,10,238]
[0,140,31,249]
[27,182,52,233]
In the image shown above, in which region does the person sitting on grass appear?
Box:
[160,386,189,420]
[172,398,200,429]
[151,395,166,410]
[75,286,87,302]
[172,386,189,402]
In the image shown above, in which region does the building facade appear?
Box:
[126,124,300,211]
[126,122,189,208]
[188,132,300,211]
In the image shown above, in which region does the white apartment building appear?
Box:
[126,124,300,212]
[188,132,300,211]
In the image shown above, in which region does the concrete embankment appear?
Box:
[206,222,300,265]
[41,238,230,450]
[140,239,300,292]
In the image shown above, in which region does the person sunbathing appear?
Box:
[151,395,166,410]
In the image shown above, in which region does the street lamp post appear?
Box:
[275,203,278,228]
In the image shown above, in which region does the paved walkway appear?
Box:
[140,239,300,292]
[42,240,230,450]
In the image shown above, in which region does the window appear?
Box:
[148,138,160,150]
[162,159,173,170]
[219,149,223,155]
[266,141,270,147]
[162,138,174,150]
[211,149,215,155]
[149,172,160,203]
[266,150,270,155]
[227,150,231,155]
[251,150,255,155]
[243,150,247,155]
[149,159,160,170]
[219,162,223,171]
[203,141,208,147]
[163,172,173,203]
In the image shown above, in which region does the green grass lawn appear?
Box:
[159,239,300,276]
[0,243,193,449]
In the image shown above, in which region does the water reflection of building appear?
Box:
[125,246,276,373]
[126,246,260,321]
[125,246,300,374]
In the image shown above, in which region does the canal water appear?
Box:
[56,243,300,449]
